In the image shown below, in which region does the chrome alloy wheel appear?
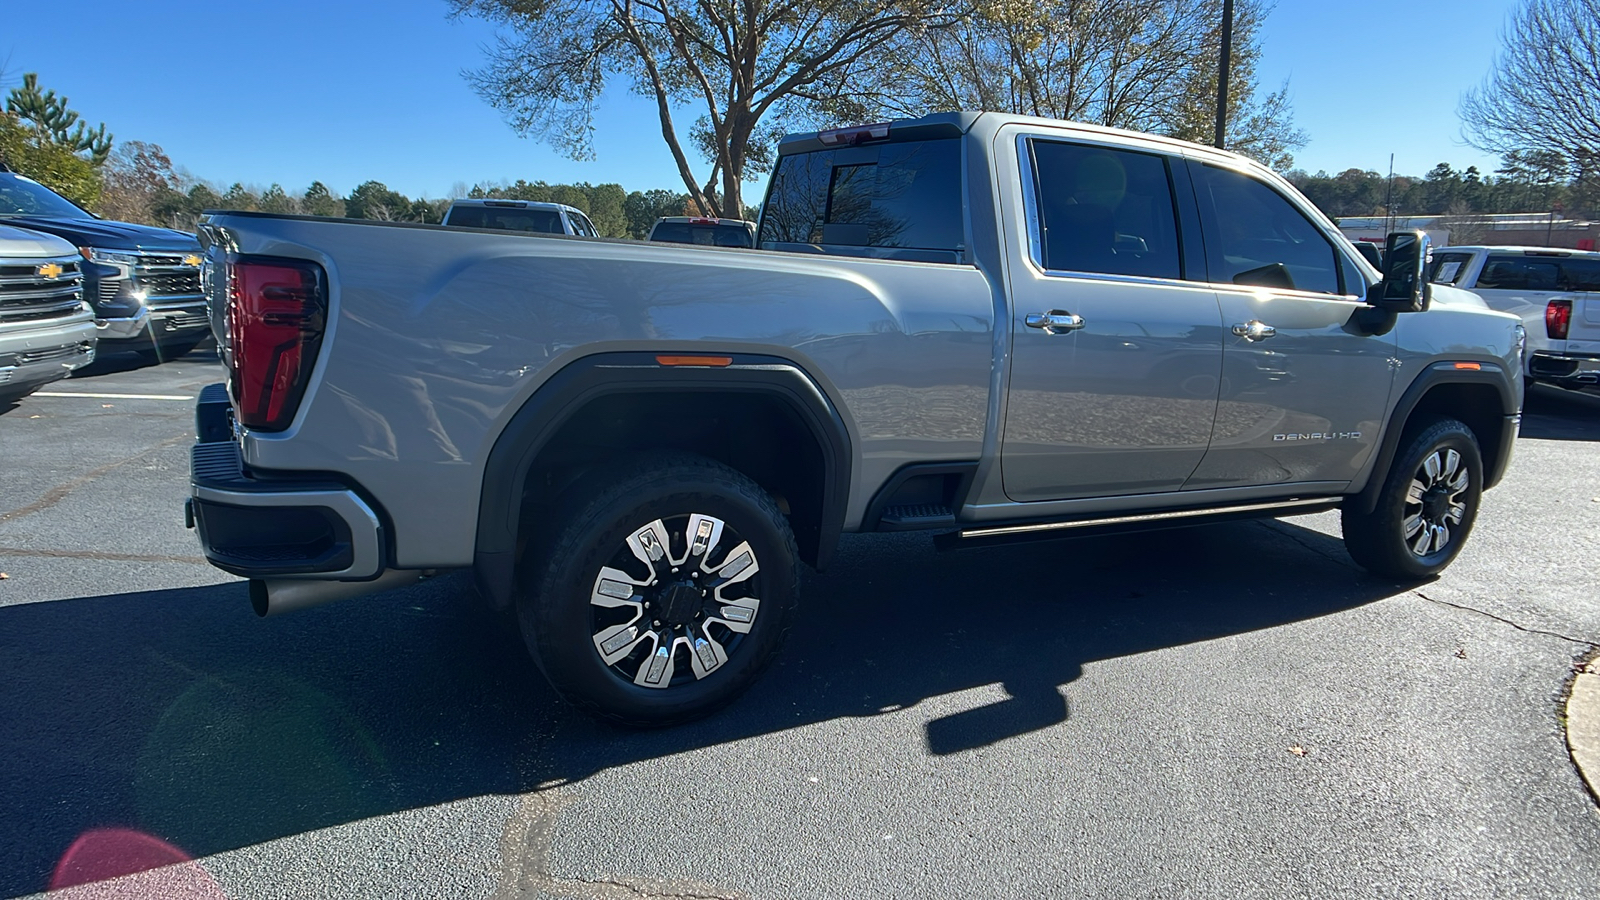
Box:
[1403,448,1471,557]
[588,514,762,689]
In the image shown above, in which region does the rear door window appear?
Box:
[1477,255,1560,290]
[1027,140,1182,280]
[652,222,753,248]
[758,139,964,263]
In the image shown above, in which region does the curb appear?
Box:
[1569,653,1600,805]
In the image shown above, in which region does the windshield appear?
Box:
[650,222,753,248]
[0,173,94,219]
[445,205,564,233]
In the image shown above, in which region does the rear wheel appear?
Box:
[1342,418,1483,580]
[519,454,800,727]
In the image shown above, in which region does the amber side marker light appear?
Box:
[656,355,733,367]
[1453,362,1482,371]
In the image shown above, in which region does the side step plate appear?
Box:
[933,497,1340,550]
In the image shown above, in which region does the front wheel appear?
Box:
[1342,418,1483,580]
[519,454,800,727]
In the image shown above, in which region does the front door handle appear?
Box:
[1232,320,1277,342]
[1025,311,1085,335]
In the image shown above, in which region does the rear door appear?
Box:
[1181,159,1395,490]
[999,133,1224,502]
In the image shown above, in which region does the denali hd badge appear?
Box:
[1274,432,1362,441]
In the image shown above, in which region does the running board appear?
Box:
[933,497,1341,550]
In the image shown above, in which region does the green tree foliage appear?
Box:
[1285,156,1587,219]
[344,180,414,221]
[623,188,693,238]
[221,182,261,212]
[4,73,113,165]
[0,111,102,208]
[466,180,633,236]
[302,181,345,217]
[451,0,957,218]
[259,183,299,214]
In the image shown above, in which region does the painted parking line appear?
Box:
[34,391,195,401]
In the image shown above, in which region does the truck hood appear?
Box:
[0,224,78,259]
[0,216,200,252]
[1430,284,1489,310]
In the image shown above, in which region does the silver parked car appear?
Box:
[0,225,96,404]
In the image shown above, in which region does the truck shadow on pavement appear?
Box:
[1519,384,1600,441]
[0,518,1400,895]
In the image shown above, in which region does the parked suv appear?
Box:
[0,171,208,362]
[647,216,757,248]
[0,225,96,404]
[190,112,1523,727]
[442,199,599,237]
[1430,246,1600,387]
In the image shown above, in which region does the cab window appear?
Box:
[1478,255,1559,290]
[1191,163,1343,295]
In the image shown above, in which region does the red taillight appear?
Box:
[226,257,326,431]
[1546,298,1573,340]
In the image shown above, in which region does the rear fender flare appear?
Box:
[473,352,852,609]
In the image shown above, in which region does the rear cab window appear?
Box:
[652,222,753,248]
[757,139,965,263]
[1025,139,1183,280]
[1430,251,1476,285]
[446,206,565,234]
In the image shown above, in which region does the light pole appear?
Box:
[1214,0,1234,149]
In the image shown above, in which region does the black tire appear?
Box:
[519,454,800,727]
[1342,418,1483,580]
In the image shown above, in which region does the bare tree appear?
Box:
[878,0,1305,169]
[1461,0,1600,197]
[450,0,960,217]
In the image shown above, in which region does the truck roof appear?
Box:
[446,198,582,214]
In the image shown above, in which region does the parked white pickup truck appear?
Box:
[1431,246,1600,388]
[0,225,95,404]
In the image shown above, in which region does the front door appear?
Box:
[1181,160,1395,489]
[1001,138,1224,502]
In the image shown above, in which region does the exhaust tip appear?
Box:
[249,579,270,617]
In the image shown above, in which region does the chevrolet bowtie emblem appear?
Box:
[37,263,63,279]
[183,254,202,267]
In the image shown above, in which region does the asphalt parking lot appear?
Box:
[2,349,1599,900]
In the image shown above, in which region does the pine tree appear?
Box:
[4,73,113,165]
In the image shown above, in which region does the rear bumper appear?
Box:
[188,385,387,580]
[0,312,97,392]
[1528,351,1600,385]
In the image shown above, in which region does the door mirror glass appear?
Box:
[1351,241,1383,270]
[1370,230,1432,312]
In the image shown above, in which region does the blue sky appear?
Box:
[5,0,1522,199]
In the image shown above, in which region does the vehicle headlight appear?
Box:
[78,247,139,271]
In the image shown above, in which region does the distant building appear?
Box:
[1336,214,1598,250]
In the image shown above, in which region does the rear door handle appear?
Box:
[1025,311,1085,335]
[1232,320,1277,341]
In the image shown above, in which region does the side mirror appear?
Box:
[1368,230,1432,313]
[1352,241,1383,270]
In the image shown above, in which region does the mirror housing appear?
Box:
[1351,240,1383,270]
[1367,230,1432,313]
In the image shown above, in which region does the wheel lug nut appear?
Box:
[652,620,661,626]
